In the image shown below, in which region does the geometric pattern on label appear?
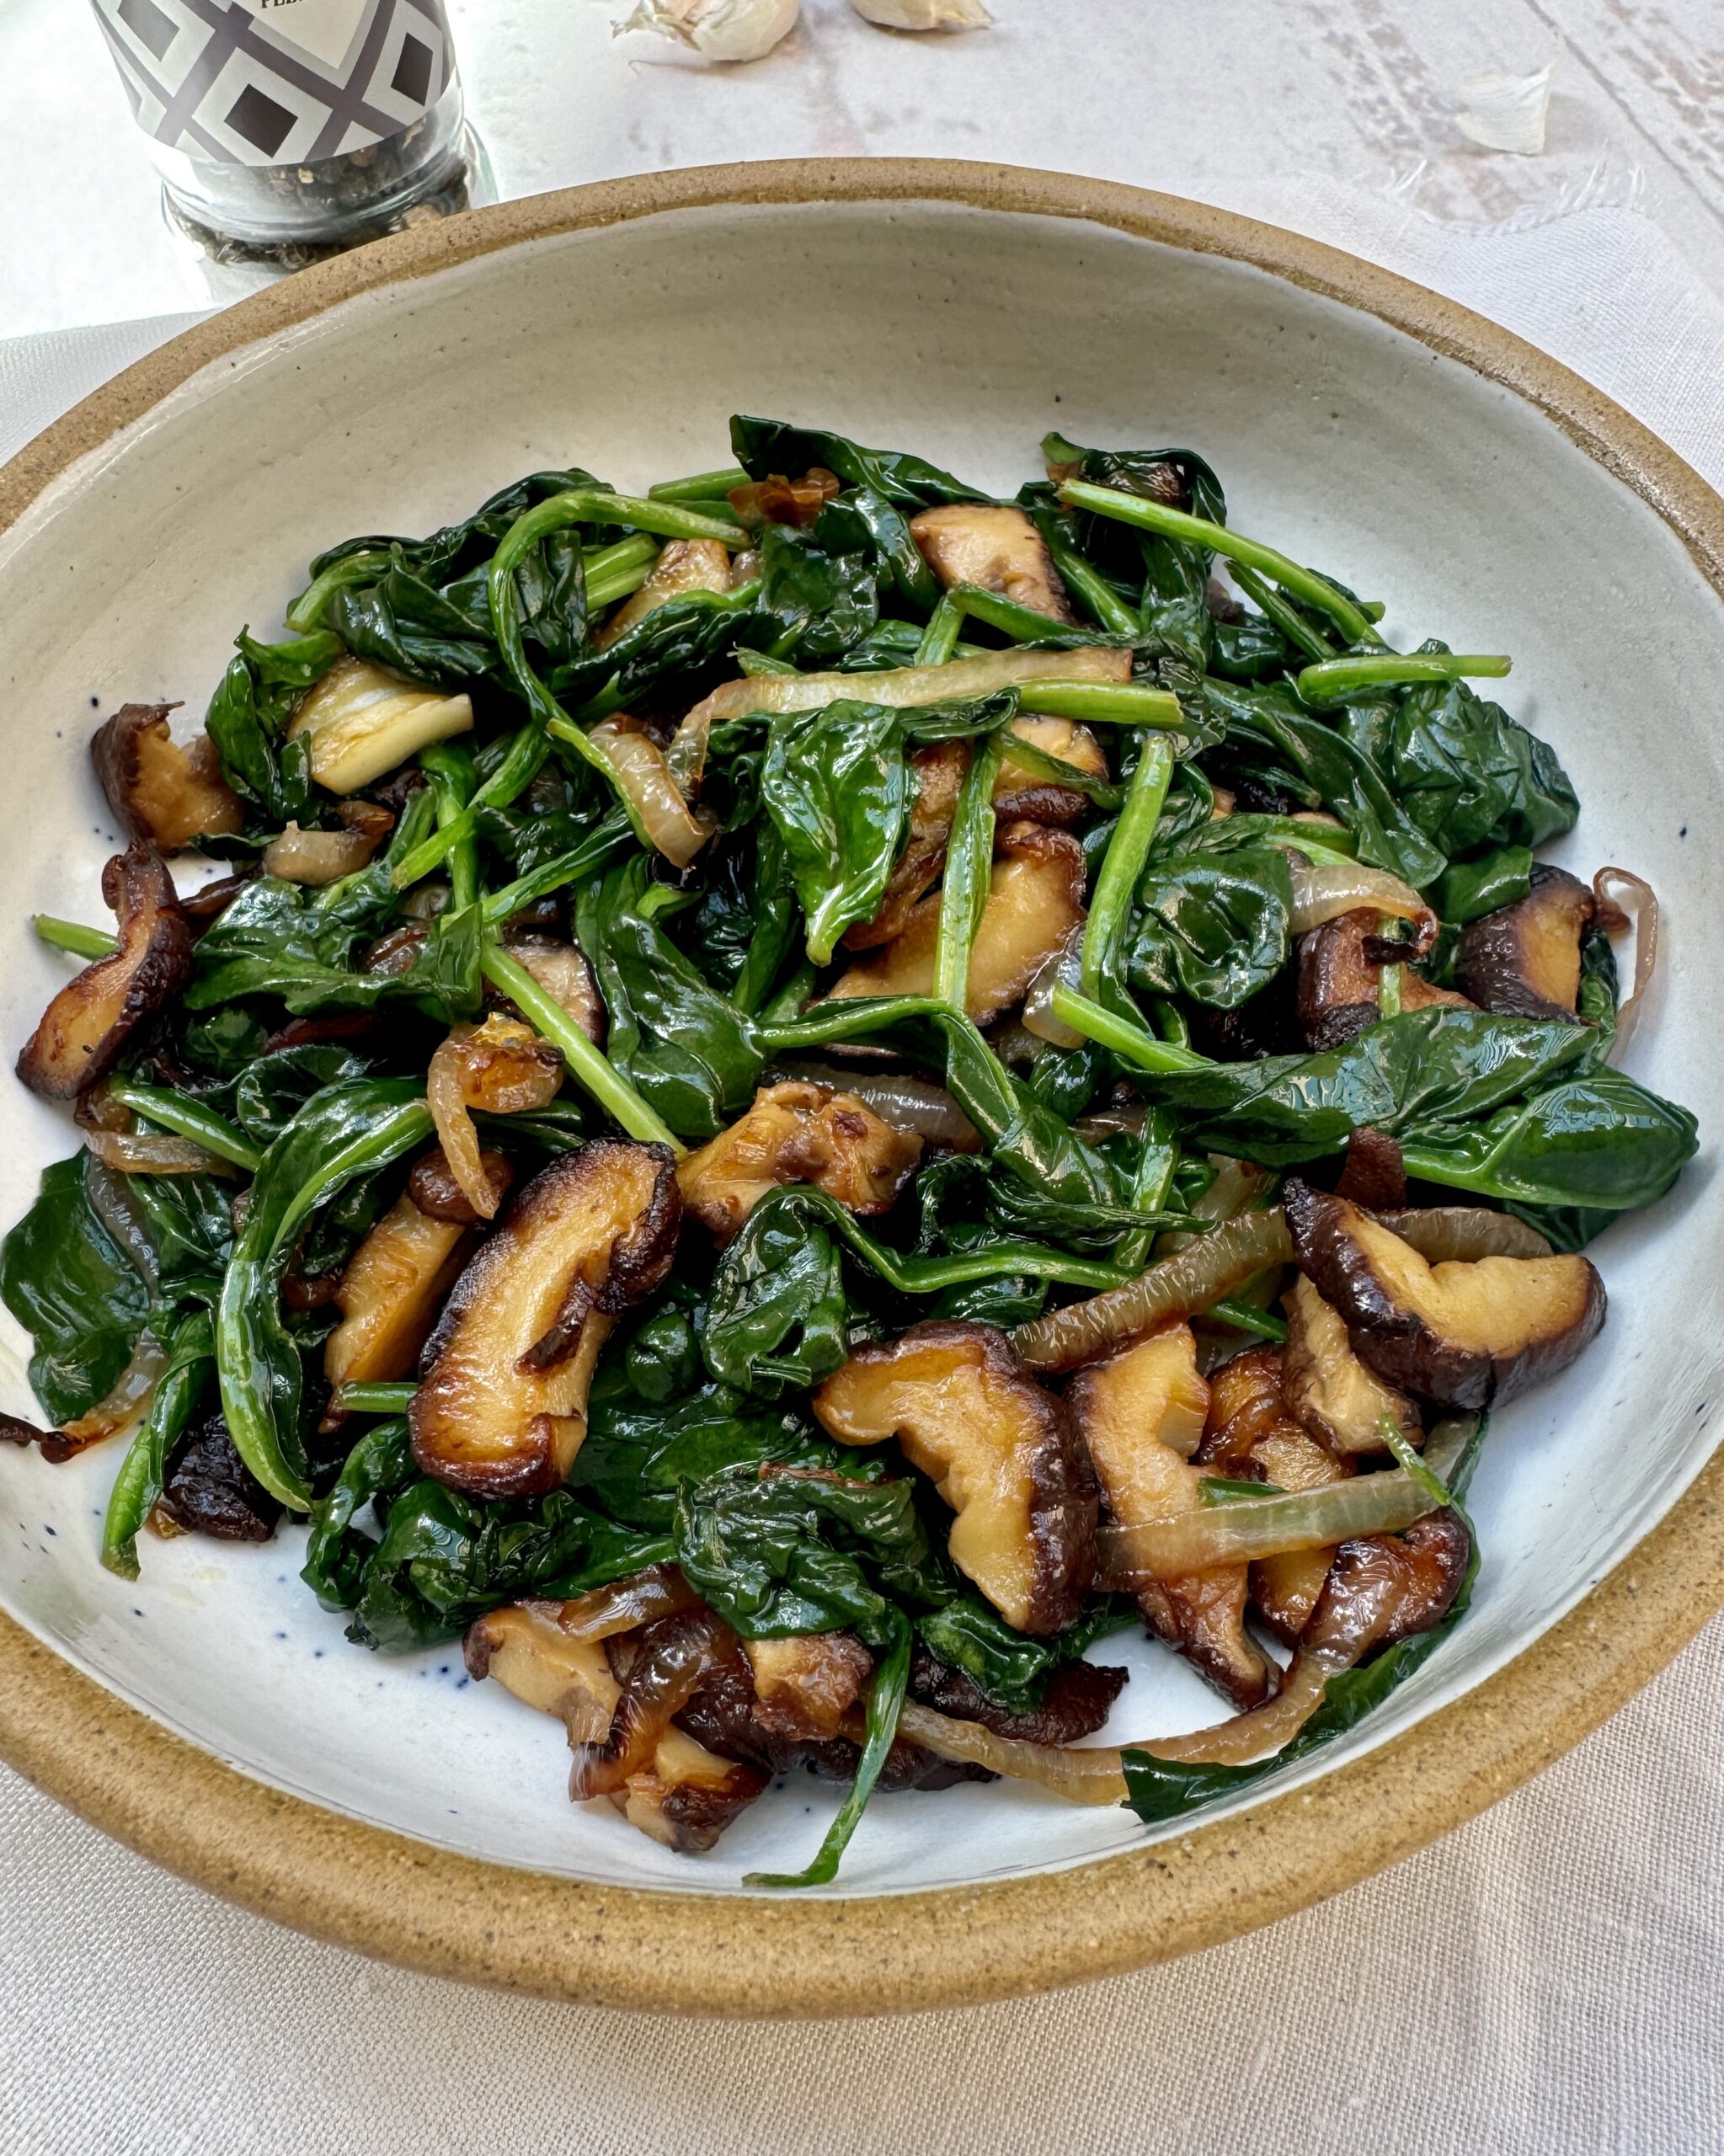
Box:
[89,0,454,168]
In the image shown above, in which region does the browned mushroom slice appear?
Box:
[814,1321,1096,1635]
[907,1649,1127,1745]
[287,656,473,794]
[675,1080,923,1244]
[91,704,243,850]
[991,715,1109,825]
[727,468,841,531]
[827,822,1086,1027]
[1070,1325,1277,1710]
[1333,1127,1407,1211]
[843,740,969,951]
[499,935,606,1046]
[1197,1344,1356,1650]
[1282,1274,1422,1457]
[1455,865,1597,1020]
[156,1412,282,1544]
[596,538,734,648]
[744,1632,875,1740]
[1301,1506,1473,1660]
[465,1603,769,1850]
[1284,1178,1605,1410]
[261,817,386,886]
[411,1141,681,1497]
[17,842,193,1100]
[1297,907,1472,1049]
[908,504,1074,622]
[406,1144,515,1226]
[323,1190,476,1395]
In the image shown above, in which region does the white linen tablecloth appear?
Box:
[3,10,1724,2144]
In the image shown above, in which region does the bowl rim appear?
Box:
[1,157,1720,2020]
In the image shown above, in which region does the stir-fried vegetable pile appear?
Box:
[0,418,1699,1884]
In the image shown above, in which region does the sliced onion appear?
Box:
[55,1334,167,1454]
[1014,1209,1294,1372]
[539,1565,699,1642]
[1154,1153,1276,1258]
[1593,867,1659,1060]
[1288,859,1432,940]
[426,1033,491,1219]
[76,1091,235,1179]
[588,718,715,869]
[665,704,713,796]
[568,1606,734,1800]
[1097,1458,1438,1582]
[1376,1207,1551,1262]
[683,644,1132,731]
[770,1063,981,1150]
[1021,928,1086,1048]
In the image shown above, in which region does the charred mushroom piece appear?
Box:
[261,817,386,886]
[1456,865,1597,1020]
[464,1603,768,1851]
[323,1189,477,1397]
[727,468,841,531]
[743,1632,875,1740]
[906,1650,1128,1745]
[990,715,1109,826]
[1301,1506,1473,1661]
[1197,1344,1356,1651]
[814,1321,1096,1635]
[411,1141,681,1498]
[497,935,606,1047]
[1070,1325,1278,1709]
[156,1411,282,1544]
[1282,1274,1422,1457]
[843,741,968,951]
[1285,1178,1606,1410]
[287,656,473,794]
[1297,907,1472,1049]
[908,504,1074,622]
[827,822,1086,1027]
[91,703,243,850]
[406,1145,515,1226]
[1333,1127,1407,1212]
[17,842,193,1100]
[675,1080,923,1244]
[596,539,734,648]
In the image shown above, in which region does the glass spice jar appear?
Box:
[88,0,473,260]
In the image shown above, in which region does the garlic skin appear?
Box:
[615,0,800,61]
[851,0,992,24]
[1455,64,1553,155]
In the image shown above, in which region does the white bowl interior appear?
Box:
[0,199,1719,1897]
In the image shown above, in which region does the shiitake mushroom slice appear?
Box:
[17,842,193,1100]
[814,1320,1097,1636]
[675,1079,922,1246]
[91,704,243,851]
[1284,1178,1604,1410]
[409,1140,681,1499]
[908,503,1074,622]
[1455,864,1596,1020]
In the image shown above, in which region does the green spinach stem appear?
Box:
[935,733,1004,1014]
[1297,653,1511,706]
[1050,985,1211,1073]
[32,915,117,960]
[106,1081,262,1173]
[1081,734,1172,1003]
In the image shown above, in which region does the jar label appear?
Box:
[89,0,456,166]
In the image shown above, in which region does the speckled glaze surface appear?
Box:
[0,163,1720,2015]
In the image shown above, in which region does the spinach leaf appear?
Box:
[308,467,609,589]
[701,1193,851,1399]
[1336,660,1578,856]
[325,566,497,686]
[1129,846,1293,1009]
[569,1373,848,1532]
[574,856,763,1140]
[1399,1068,1699,1211]
[205,648,316,825]
[813,487,939,610]
[1434,846,1532,926]
[1204,677,1449,888]
[548,588,773,712]
[1142,1008,1594,1165]
[730,415,984,510]
[756,525,879,665]
[216,1079,433,1510]
[937,1015,1128,1224]
[101,1311,215,1579]
[232,1045,376,1144]
[347,1479,670,1652]
[761,699,910,964]
[302,1417,416,1611]
[675,1463,937,1645]
[0,1153,151,1423]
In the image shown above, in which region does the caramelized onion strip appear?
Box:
[1287,859,1432,938]
[1013,1209,1294,1372]
[546,1565,699,1642]
[588,719,714,869]
[567,1607,734,1800]
[1593,867,1659,1059]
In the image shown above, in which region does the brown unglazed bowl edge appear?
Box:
[0,159,1719,2020]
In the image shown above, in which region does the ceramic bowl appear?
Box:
[1,163,1720,2017]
